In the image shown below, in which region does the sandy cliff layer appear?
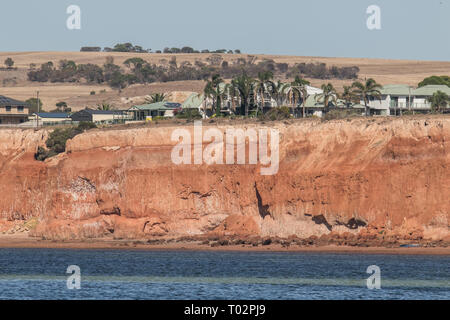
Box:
[0,118,449,244]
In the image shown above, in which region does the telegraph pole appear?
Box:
[37,90,40,127]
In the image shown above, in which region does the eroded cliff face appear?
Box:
[0,118,449,243]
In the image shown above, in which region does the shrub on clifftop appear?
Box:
[258,107,291,121]
[174,108,203,120]
[35,122,97,161]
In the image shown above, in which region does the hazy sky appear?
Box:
[1,0,449,61]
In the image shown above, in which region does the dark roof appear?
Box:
[130,102,181,111]
[35,113,70,119]
[78,108,125,115]
[0,95,28,107]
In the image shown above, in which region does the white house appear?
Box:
[411,85,450,111]
[31,112,71,126]
[364,84,450,115]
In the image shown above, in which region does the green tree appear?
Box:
[77,64,104,83]
[55,101,69,112]
[418,76,450,88]
[427,91,449,113]
[112,43,145,52]
[59,60,77,72]
[351,78,382,116]
[124,57,147,70]
[315,83,338,113]
[109,71,127,90]
[25,98,44,114]
[181,46,195,53]
[4,57,14,69]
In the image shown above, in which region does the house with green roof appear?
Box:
[302,94,364,117]
[364,84,450,115]
[181,93,208,117]
[362,84,414,116]
[181,93,205,109]
[128,101,181,121]
[410,85,450,111]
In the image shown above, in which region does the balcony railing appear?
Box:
[390,102,431,109]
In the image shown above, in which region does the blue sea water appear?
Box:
[0,249,448,300]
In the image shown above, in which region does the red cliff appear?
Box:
[0,117,449,244]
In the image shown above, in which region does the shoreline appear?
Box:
[0,235,448,255]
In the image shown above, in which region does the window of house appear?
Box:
[18,106,24,112]
[5,106,11,112]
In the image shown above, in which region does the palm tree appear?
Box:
[230,73,255,116]
[315,83,338,113]
[225,82,240,114]
[427,91,449,113]
[340,85,357,108]
[351,78,382,116]
[204,74,226,116]
[97,102,114,111]
[298,85,310,118]
[286,76,310,118]
[286,85,301,116]
[271,80,289,107]
[145,93,166,104]
[254,71,275,116]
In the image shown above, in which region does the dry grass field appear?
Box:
[0,51,449,111]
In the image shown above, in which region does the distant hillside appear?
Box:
[1,51,450,112]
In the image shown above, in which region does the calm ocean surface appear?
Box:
[0,249,448,300]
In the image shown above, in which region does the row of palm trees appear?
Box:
[202,72,383,117]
